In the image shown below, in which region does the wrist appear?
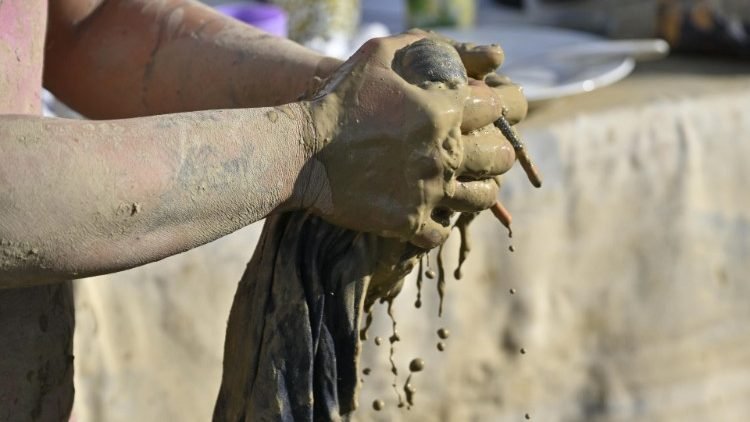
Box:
[276,102,332,213]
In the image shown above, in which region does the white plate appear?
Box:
[439,25,635,102]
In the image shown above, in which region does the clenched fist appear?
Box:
[298,31,526,249]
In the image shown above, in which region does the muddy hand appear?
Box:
[299,32,526,249]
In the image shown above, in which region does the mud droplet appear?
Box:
[520,348,526,355]
[437,328,450,339]
[409,358,425,373]
[415,256,424,308]
[510,288,516,295]
[363,368,371,376]
[373,399,384,411]
[404,382,416,407]
[392,381,405,408]
[374,336,383,346]
[425,251,435,279]
[386,299,404,406]
[437,342,446,351]
[436,244,446,317]
[509,245,515,252]
[453,212,477,280]
[525,413,531,420]
[359,312,373,341]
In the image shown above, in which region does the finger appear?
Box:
[441,179,499,212]
[462,80,527,131]
[494,83,527,125]
[453,43,505,80]
[410,211,453,249]
[463,80,503,131]
[485,72,513,87]
[459,125,516,178]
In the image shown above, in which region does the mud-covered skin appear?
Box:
[0,106,312,287]
[0,0,528,419]
[304,34,526,250]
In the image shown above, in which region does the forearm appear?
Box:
[0,104,313,287]
[44,0,341,118]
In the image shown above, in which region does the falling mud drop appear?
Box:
[359,311,373,341]
[363,368,371,376]
[394,384,405,408]
[425,252,435,279]
[415,257,424,308]
[453,213,477,280]
[510,288,516,295]
[386,299,404,407]
[409,358,425,373]
[403,358,424,408]
[520,348,527,355]
[386,301,400,376]
[509,245,515,252]
[525,413,531,420]
[374,336,383,346]
[372,399,384,411]
[437,328,450,340]
[403,374,416,408]
[437,245,446,317]
[437,342,446,351]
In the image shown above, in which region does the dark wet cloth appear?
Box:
[213,213,379,421]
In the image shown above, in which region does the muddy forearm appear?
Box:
[44,0,340,118]
[0,105,314,287]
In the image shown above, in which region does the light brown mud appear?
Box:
[403,374,416,408]
[437,328,450,339]
[359,311,373,341]
[453,212,478,280]
[386,299,405,407]
[436,245,446,317]
[415,256,424,308]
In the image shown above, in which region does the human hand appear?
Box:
[298,32,526,249]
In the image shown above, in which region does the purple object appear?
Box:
[215,2,288,38]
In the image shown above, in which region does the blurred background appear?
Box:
[68,1,750,421]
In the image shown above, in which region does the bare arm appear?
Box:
[4,28,525,288]
[0,104,316,287]
[44,0,341,117]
